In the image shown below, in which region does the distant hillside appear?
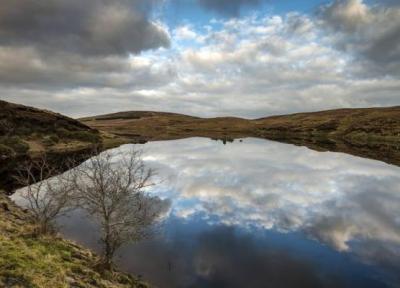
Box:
[0,100,101,158]
[255,106,400,144]
[81,111,254,142]
[82,106,400,166]
[82,106,400,144]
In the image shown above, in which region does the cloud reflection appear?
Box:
[125,138,400,273]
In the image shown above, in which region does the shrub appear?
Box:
[70,131,100,143]
[42,135,60,147]
[15,125,34,136]
[50,135,60,143]
[0,144,15,158]
[42,137,54,147]
[56,128,71,138]
[0,136,29,154]
[56,128,100,143]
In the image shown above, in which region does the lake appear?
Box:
[14,137,400,287]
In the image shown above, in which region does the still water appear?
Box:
[22,138,400,287]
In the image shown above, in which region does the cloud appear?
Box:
[191,226,337,288]
[173,25,199,41]
[0,0,399,118]
[0,0,173,93]
[320,0,370,32]
[0,0,170,56]
[118,222,348,287]
[0,47,176,89]
[319,0,400,76]
[197,0,262,17]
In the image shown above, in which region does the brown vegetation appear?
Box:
[82,106,400,166]
[0,100,100,156]
[0,100,104,193]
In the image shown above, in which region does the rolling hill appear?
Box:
[0,100,102,193]
[81,106,400,166]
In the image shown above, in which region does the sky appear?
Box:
[0,0,399,118]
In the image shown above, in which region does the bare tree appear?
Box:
[14,155,76,235]
[71,149,167,270]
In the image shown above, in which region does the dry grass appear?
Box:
[81,107,400,145]
[81,107,400,166]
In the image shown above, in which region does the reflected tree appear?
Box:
[14,155,75,235]
[71,149,167,270]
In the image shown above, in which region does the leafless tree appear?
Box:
[71,149,168,270]
[14,155,76,235]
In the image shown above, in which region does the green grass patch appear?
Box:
[0,235,70,287]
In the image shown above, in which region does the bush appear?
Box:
[50,135,60,143]
[42,137,54,147]
[15,124,34,136]
[70,131,100,143]
[0,136,29,154]
[56,128,70,138]
[42,135,60,147]
[0,144,15,158]
[56,128,100,143]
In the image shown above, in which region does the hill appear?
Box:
[0,101,148,287]
[81,111,254,142]
[255,106,400,144]
[0,100,104,192]
[0,100,101,157]
[82,106,400,143]
[82,106,400,166]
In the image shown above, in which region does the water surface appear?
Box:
[22,138,400,287]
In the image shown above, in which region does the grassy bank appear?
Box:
[0,193,148,288]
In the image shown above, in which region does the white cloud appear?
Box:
[173,25,199,41]
[0,0,399,118]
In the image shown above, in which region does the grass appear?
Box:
[0,236,72,287]
[0,194,149,288]
[0,136,29,155]
[0,100,102,158]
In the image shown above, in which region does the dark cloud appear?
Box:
[319,0,369,32]
[198,0,262,17]
[319,0,400,76]
[0,0,173,89]
[0,47,176,89]
[364,23,400,66]
[0,0,170,56]
[116,224,343,288]
[191,226,339,288]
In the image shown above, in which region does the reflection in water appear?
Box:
[19,138,400,287]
